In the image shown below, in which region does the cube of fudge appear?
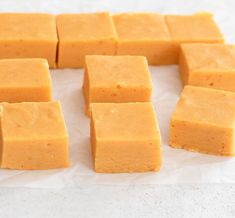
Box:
[56,12,117,68]
[165,13,224,63]
[83,55,152,114]
[112,13,176,65]
[0,101,69,170]
[0,59,52,102]
[0,13,58,68]
[179,43,235,92]
[90,102,162,173]
[170,86,235,156]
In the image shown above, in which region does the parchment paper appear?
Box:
[0,0,234,188]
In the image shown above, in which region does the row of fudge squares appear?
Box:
[0,12,224,68]
[91,85,235,173]
[1,89,233,173]
[2,87,233,172]
[0,43,234,106]
[0,99,160,173]
[0,56,150,105]
[1,44,234,113]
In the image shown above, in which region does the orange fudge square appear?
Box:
[56,12,117,68]
[0,101,69,170]
[90,103,162,173]
[83,55,152,114]
[112,13,176,65]
[0,13,58,68]
[0,59,52,102]
[165,13,224,63]
[170,86,235,156]
[179,43,235,92]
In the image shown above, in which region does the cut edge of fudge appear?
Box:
[170,118,235,156]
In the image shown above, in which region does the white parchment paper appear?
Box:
[0,0,234,188]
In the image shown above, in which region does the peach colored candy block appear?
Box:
[179,43,235,92]
[0,13,58,68]
[170,86,235,156]
[90,102,162,173]
[83,55,152,115]
[56,12,117,68]
[0,101,69,170]
[0,58,52,102]
[113,13,176,65]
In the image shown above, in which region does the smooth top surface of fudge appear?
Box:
[0,13,57,41]
[0,59,51,88]
[165,13,224,42]
[91,102,160,141]
[86,55,152,88]
[112,13,170,41]
[56,12,117,41]
[0,101,68,140]
[173,86,235,127]
[181,43,235,71]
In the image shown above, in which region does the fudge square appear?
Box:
[170,86,235,156]
[56,12,117,68]
[0,59,52,102]
[90,102,162,173]
[179,43,235,92]
[0,13,58,68]
[0,101,69,170]
[83,55,152,113]
[112,13,176,65]
[165,13,224,63]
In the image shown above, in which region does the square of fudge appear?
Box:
[112,13,176,65]
[179,43,235,92]
[0,13,58,68]
[56,12,117,68]
[0,59,52,102]
[83,55,152,114]
[90,102,162,173]
[170,86,235,156]
[0,101,69,170]
[165,13,224,63]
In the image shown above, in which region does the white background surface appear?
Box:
[0,0,235,217]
